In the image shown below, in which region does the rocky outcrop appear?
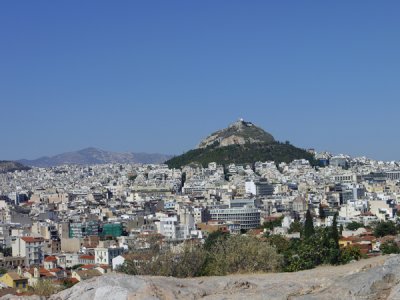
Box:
[197,119,275,149]
[3,255,398,300]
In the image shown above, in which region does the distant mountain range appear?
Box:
[166,119,316,168]
[18,147,173,167]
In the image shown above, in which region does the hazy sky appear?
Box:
[1,1,399,161]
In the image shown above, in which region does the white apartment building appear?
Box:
[157,216,190,240]
[12,237,44,266]
[245,180,274,196]
[209,207,261,230]
[333,173,357,184]
[94,242,125,266]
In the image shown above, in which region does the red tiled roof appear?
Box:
[99,264,110,269]
[21,237,44,243]
[69,278,79,284]
[80,264,96,270]
[44,256,57,262]
[79,255,95,260]
[38,268,55,278]
[361,212,375,216]
[48,268,62,273]
[340,236,357,241]
[360,236,376,242]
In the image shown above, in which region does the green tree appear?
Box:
[71,264,84,270]
[319,204,325,219]
[0,247,11,257]
[339,245,362,264]
[267,235,291,254]
[374,221,397,238]
[304,210,315,239]
[320,214,341,265]
[285,235,323,272]
[261,216,284,231]
[204,231,229,251]
[346,221,364,231]
[331,214,339,246]
[181,172,186,185]
[288,220,303,234]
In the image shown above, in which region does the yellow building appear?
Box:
[0,272,28,292]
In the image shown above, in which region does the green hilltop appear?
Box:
[166,120,316,168]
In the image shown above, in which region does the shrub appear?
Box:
[205,235,282,275]
[288,220,303,234]
[374,221,397,238]
[71,264,84,270]
[339,245,362,264]
[203,231,229,251]
[120,236,282,277]
[33,280,61,297]
[120,244,207,278]
[380,240,400,255]
[346,221,364,231]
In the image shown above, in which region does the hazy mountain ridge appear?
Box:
[0,161,30,173]
[18,148,173,167]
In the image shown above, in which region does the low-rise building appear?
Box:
[0,272,28,292]
[94,242,125,266]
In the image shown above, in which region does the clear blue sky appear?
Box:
[1,1,399,161]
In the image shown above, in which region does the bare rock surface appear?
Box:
[197,120,275,149]
[4,255,400,300]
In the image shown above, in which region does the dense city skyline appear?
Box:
[1,1,400,161]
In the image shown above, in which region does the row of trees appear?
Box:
[266,211,363,272]
[346,220,398,238]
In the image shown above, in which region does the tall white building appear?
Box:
[157,216,190,240]
[12,237,44,266]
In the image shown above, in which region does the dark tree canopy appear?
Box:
[374,221,397,238]
[304,210,315,239]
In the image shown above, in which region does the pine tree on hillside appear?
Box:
[329,213,341,265]
[319,203,325,219]
[331,213,339,247]
[304,210,315,239]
